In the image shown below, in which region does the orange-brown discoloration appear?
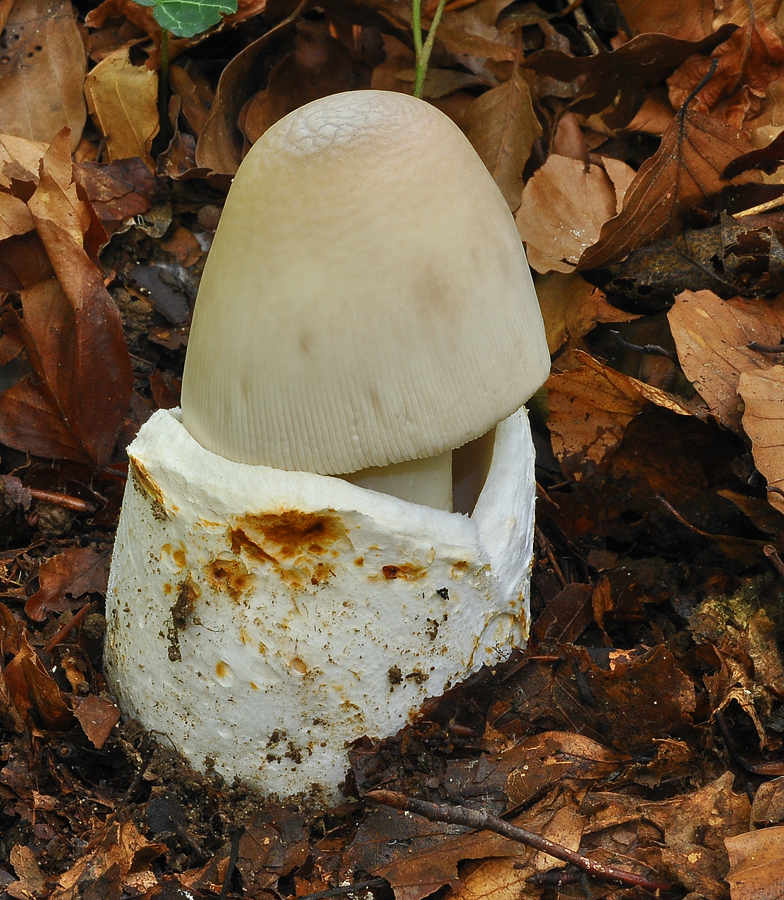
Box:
[379,563,428,581]
[229,510,350,589]
[205,556,256,600]
[130,457,167,519]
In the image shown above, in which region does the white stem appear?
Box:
[341,450,453,511]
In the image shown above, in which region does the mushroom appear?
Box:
[104,90,550,804]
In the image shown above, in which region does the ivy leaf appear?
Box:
[134,0,238,38]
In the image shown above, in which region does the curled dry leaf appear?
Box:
[578,106,758,270]
[84,46,159,171]
[0,0,86,150]
[516,155,619,273]
[668,289,784,432]
[726,826,784,900]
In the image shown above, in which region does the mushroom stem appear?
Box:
[341,450,453,512]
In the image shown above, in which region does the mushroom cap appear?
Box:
[181,90,549,474]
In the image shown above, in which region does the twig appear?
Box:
[45,601,97,652]
[220,824,243,900]
[610,331,678,362]
[748,340,784,354]
[764,544,784,580]
[29,489,95,513]
[535,525,567,588]
[735,195,784,218]
[365,790,673,893]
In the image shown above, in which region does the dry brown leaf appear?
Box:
[668,289,784,431]
[537,272,639,354]
[578,107,757,270]
[714,0,784,33]
[462,74,540,211]
[25,547,111,621]
[533,805,585,871]
[451,857,536,900]
[0,134,134,464]
[73,694,121,750]
[668,19,784,129]
[4,633,74,731]
[433,2,517,63]
[85,46,159,170]
[0,194,34,241]
[196,6,304,175]
[636,773,752,895]
[0,134,48,186]
[616,0,713,41]
[546,350,693,481]
[517,156,618,273]
[738,365,784,515]
[51,819,166,900]
[726,827,784,900]
[241,26,369,145]
[0,0,86,150]
[753,779,784,827]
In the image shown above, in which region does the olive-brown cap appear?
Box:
[180,90,550,474]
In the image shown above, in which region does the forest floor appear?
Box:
[0,0,783,898]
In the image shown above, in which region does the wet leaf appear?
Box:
[516,156,620,273]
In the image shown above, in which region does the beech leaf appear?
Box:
[578,107,757,270]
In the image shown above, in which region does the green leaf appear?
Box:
[134,0,238,38]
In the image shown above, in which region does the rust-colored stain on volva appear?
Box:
[380,563,428,581]
[173,549,187,569]
[129,457,167,520]
[229,510,350,589]
[289,656,308,675]
[215,660,231,680]
[205,556,256,600]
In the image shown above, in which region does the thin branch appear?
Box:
[366,790,673,893]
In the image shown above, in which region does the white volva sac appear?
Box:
[105,406,537,803]
[105,90,551,803]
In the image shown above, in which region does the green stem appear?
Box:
[413,0,448,98]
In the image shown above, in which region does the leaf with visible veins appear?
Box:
[578,107,758,270]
